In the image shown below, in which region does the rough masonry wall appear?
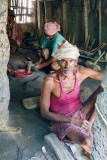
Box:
[0,0,10,125]
[91,71,107,160]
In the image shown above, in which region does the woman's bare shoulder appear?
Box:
[77,65,93,74]
[76,65,103,80]
[44,72,59,83]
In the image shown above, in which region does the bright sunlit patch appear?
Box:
[11,0,33,23]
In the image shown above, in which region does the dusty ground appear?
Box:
[0,70,58,160]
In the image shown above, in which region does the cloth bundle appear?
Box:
[54,40,80,60]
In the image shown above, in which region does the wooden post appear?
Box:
[62,0,67,38]
[37,0,40,31]
[8,0,11,8]
[44,0,47,23]
[84,0,88,43]
[98,0,101,45]
[34,0,37,28]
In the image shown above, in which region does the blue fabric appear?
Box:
[42,33,65,57]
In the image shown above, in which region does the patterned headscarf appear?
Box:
[54,40,80,60]
[44,22,60,35]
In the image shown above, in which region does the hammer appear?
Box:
[26,57,35,73]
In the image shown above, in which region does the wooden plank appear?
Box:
[44,133,74,160]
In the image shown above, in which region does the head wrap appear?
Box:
[54,40,80,60]
[8,9,15,17]
[44,22,60,35]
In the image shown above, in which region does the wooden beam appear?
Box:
[8,0,11,8]
[37,0,40,31]
[84,0,88,43]
[11,6,33,9]
[62,0,67,37]
[98,0,102,45]
[44,1,47,23]
[44,133,74,160]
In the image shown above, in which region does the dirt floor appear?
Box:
[0,70,58,160]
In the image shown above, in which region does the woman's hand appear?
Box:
[70,117,90,132]
[70,117,83,126]
[81,120,90,132]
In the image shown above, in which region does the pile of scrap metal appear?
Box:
[79,43,107,70]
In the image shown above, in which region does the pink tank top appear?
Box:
[50,70,82,116]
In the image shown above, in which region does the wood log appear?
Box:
[79,54,107,63]
[44,133,74,160]
[85,35,90,49]
[23,96,40,109]
[79,43,107,56]
[91,43,106,52]
[89,38,95,50]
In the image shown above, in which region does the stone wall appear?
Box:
[91,71,107,160]
[0,0,10,124]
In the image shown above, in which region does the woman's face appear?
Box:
[59,58,77,76]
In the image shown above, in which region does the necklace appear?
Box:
[61,76,75,93]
